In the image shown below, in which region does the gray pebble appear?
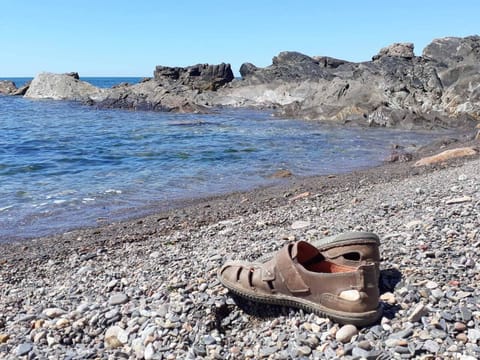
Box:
[108,293,129,306]
[16,343,33,356]
[468,329,480,343]
[390,328,414,339]
[423,339,440,353]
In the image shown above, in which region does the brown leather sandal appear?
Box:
[218,241,382,326]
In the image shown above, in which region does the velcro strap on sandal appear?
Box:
[275,244,310,294]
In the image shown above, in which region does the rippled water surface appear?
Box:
[0,79,446,240]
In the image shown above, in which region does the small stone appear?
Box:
[144,343,154,360]
[418,330,432,340]
[106,279,118,290]
[203,335,216,345]
[405,220,423,229]
[108,293,129,305]
[244,349,254,358]
[445,196,472,205]
[447,344,458,352]
[43,308,67,318]
[310,323,321,333]
[431,289,444,299]
[408,303,428,322]
[380,292,396,305]
[297,345,311,356]
[149,251,161,258]
[352,347,372,359]
[16,343,33,356]
[425,281,438,289]
[390,328,414,339]
[291,220,311,230]
[456,333,468,343]
[33,319,44,329]
[335,324,358,343]
[385,339,399,348]
[105,308,120,319]
[46,335,57,346]
[430,328,447,339]
[454,322,467,332]
[193,344,207,357]
[460,307,473,322]
[259,346,278,357]
[105,326,124,349]
[56,318,70,328]
[33,331,46,343]
[394,345,410,354]
[0,333,9,343]
[468,329,480,343]
[424,339,440,353]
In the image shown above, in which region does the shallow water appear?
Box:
[0,79,447,241]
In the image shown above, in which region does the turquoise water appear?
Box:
[0,78,445,241]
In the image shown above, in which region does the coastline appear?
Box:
[0,131,479,357]
[1,130,476,252]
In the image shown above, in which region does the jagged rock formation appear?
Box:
[153,63,233,91]
[213,35,480,129]
[16,35,480,129]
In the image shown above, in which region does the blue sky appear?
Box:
[1,1,479,77]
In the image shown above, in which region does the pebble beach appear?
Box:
[1,138,480,359]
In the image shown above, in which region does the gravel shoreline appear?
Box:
[1,135,479,359]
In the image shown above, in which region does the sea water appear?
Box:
[0,78,445,241]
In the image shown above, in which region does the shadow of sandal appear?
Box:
[379,268,403,320]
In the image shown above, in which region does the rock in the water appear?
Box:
[25,72,106,101]
[0,80,17,95]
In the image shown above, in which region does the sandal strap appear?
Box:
[275,244,310,294]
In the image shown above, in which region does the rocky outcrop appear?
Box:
[211,36,480,129]
[25,72,105,101]
[153,63,233,91]
[372,42,415,60]
[238,51,334,84]
[14,35,480,130]
[0,80,17,95]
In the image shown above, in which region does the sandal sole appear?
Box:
[219,276,383,327]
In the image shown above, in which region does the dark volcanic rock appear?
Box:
[239,51,334,83]
[153,63,234,91]
[64,72,80,80]
[423,35,480,67]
